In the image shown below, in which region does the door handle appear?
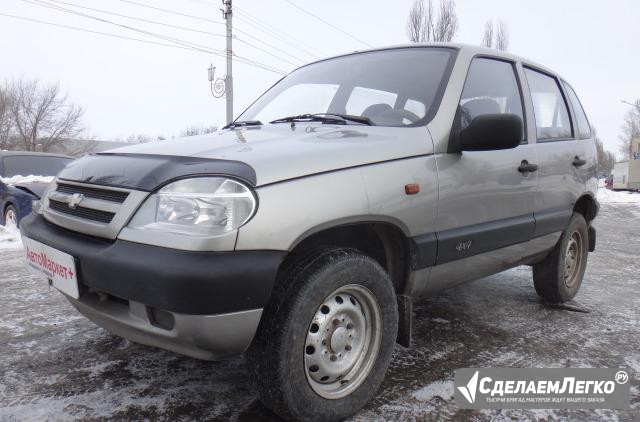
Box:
[572,156,586,167]
[518,160,538,174]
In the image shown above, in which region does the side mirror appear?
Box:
[456,113,523,152]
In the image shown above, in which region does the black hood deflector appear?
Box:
[57,153,257,191]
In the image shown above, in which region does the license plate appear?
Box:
[23,237,80,299]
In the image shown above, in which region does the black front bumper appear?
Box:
[20,213,286,315]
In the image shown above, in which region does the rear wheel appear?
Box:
[3,205,18,229]
[533,213,589,302]
[247,248,398,421]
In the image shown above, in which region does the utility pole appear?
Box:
[222,0,233,124]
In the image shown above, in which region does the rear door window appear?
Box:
[563,82,592,139]
[524,68,573,141]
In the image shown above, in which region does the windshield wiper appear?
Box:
[315,113,374,126]
[270,113,374,126]
[223,120,262,129]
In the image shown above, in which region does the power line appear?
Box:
[235,36,301,67]
[234,28,306,65]
[234,6,324,59]
[113,0,305,66]
[191,0,319,61]
[25,0,287,73]
[37,0,302,66]
[25,0,227,54]
[42,0,227,38]
[0,13,213,52]
[115,0,224,25]
[280,0,373,48]
[0,10,286,74]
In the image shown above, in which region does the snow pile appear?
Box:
[597,188,640,204]
[0,224,22,249]
[0,175,54,185]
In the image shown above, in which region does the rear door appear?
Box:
[522,67,596,237]
[434,57,537,265]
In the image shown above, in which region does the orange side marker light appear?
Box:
[405,183,420,195]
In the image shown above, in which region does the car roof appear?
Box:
[298,43,562,80]
[0,151,72,159]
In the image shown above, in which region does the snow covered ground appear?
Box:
[0,183,638,421]
[0,225,22,250]
[597,187,640,205]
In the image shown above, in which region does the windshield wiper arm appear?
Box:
[223,120,262,129]
[270,113,374,126]
[313,113,374,126]
[269,114,340,124]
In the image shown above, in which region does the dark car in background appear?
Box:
[0,152,72,228]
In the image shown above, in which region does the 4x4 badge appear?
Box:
[456,240,473,252]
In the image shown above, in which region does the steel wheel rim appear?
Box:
[564,231,583,288]
[5,209,17,229]
[303,284,382,400]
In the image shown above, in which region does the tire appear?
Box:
[247,248,398,422]
[533,213,589,302]
[3,205,18,229]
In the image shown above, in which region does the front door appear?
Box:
[433,57,537,275]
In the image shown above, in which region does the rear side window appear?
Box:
[524,68,572,140]
[563,82,592,139]
[459,58,525,142]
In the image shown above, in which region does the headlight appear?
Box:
[128,177,256,236]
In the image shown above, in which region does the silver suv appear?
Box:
[21,44,598,421]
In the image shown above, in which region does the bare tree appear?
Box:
[406,0,457,43]
[495,21,509,51]
[434,0,458,42]
[125,133,153,143]
[180,125,218,137]
[8,79,84,152]
[619,99,640,159]
[593,128,616,174]
[0,86,14,150]
[481,20,494,48]
[481,20,509,51]
[407,0,426,42]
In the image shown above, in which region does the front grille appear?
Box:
[49,199,115,223]
[56,182,129,203]
[43,179,146,239]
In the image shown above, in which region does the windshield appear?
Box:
[238,47,455,127]
[2,155,72,178]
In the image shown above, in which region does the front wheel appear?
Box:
[533,213,589,302]
[247,248,398,421]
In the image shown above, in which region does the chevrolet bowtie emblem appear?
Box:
[67,193,85,209]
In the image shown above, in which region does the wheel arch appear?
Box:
[284,220,412,294]
[573,193,599,223]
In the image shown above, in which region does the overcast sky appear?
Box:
[1,0,638,154]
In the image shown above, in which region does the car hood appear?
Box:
[97,124,432,187]
[12,182,48,199]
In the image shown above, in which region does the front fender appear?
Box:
[235,167,369,251]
